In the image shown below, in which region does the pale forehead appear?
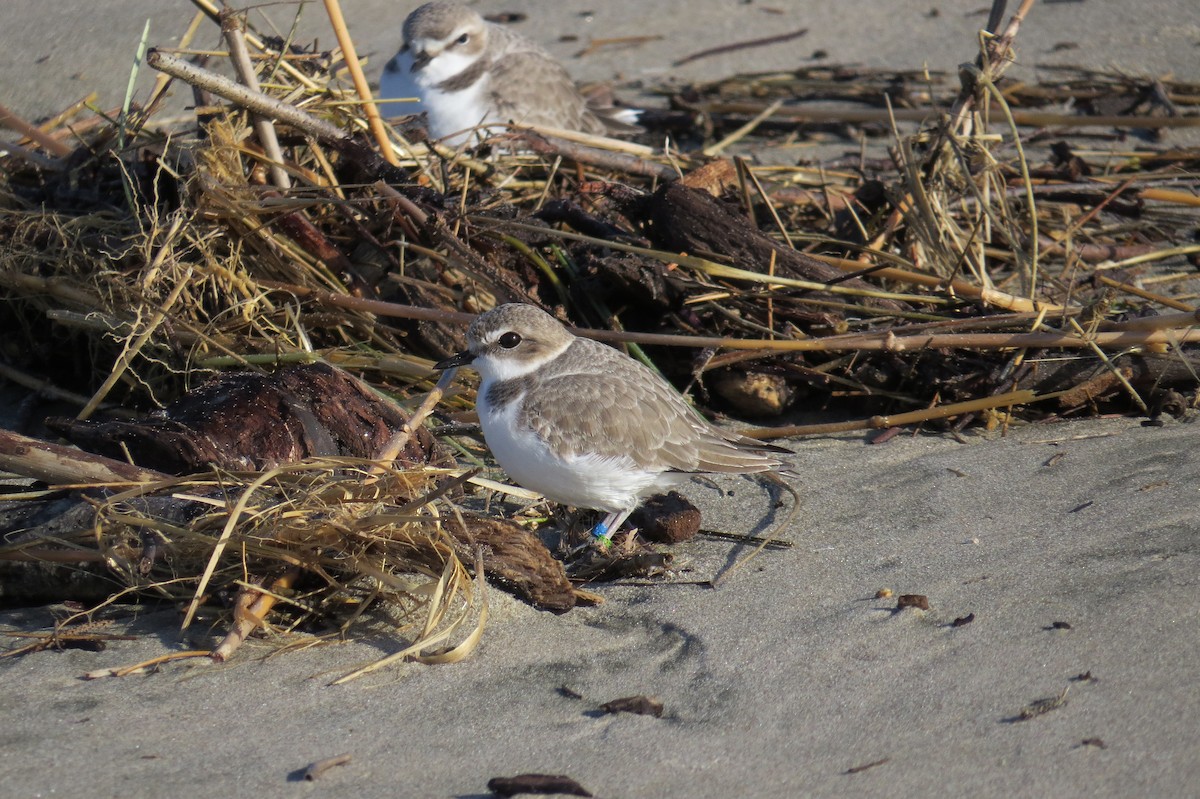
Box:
[404,2,480,40]
[468,304,568,344]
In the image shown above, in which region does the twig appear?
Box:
[322,0,399,166]
[0,101,73,157]
[704,100,785,157]
[370,368,459,473]
[222,10,291,188]
[188,0,320,89]
[673,27,808,67]
[740,389,1041,439]
[304,754,353,781]
[514,130,677,180]
[256,282,1200,353]
[82,651,213,679]
[1106,308,1200,332]
[0,429,169,485]
[573,35,662,58]
[698,101,1200,130]
[146,50,348,143]
[1066,317,1148,413]
[1096,275,1194,312]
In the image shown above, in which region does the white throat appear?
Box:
[413,46,483,88]
[473,339,571,387]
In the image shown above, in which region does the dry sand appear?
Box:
[3,2,1200,797]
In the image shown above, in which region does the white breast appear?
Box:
[477,382,675,513]
[378,48,497,145]
[422,78,495,145]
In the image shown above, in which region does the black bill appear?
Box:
[435,350,475,370]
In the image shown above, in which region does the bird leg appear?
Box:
[591,508,634,546]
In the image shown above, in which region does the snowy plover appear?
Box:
[436,304,794,541]
[379,1,638,145]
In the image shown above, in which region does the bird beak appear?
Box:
[435,350,475,370]
[410,49,431,72]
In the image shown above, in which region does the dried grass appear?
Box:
[2,0,1199,666]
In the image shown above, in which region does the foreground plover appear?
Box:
[379,1,638,145]
[436,304,794,542]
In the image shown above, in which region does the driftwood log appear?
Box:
[621,181,909,313]
[45,362,451,473]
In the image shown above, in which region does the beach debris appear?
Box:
[672,27,808,67]
[1016,686,1070,721]
[1080,738,1107,750]
[896,594,930,611]
[302,753,352,781]
[630,491,702,543]
[0,630,134,658]
[875,588,894,599]
[487,773,592,797]
[950,613,976,628]
[567,550,674,582]
[599,695,665,718]
[81,651,212,679]
[1048,621,1074,630]
[45,363,452,473]
[844,757,890,775]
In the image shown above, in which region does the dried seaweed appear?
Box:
[2,0,1199,667]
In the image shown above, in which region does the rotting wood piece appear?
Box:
[46,363,453,474]
[443,515,576,613]
[619,181,909,313]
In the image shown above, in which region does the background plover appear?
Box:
[379,1,638,145]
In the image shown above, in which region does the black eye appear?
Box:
[498,332,521,349]
[455,33,470,45]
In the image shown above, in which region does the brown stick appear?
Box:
[0,102,73,157]
[0,429,169,485]
[741,389,1040,439]
[260,281,1200,353]
[673,27,808,67]
[699,101,1200,130]
[211,567,302,662]
[371,368,459,471]
[304,754,353,781]
[514,130,677,180]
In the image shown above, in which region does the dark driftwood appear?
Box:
[46,363,452,474]
[1017,351,1200,410]
[622,181,908,312]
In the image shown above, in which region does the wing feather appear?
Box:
[486,51,606,133]
[518,338,790,475]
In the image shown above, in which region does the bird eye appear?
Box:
[455,32,470,45]
[498,332,521,349]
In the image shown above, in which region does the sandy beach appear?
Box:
[2,2,1199,797]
